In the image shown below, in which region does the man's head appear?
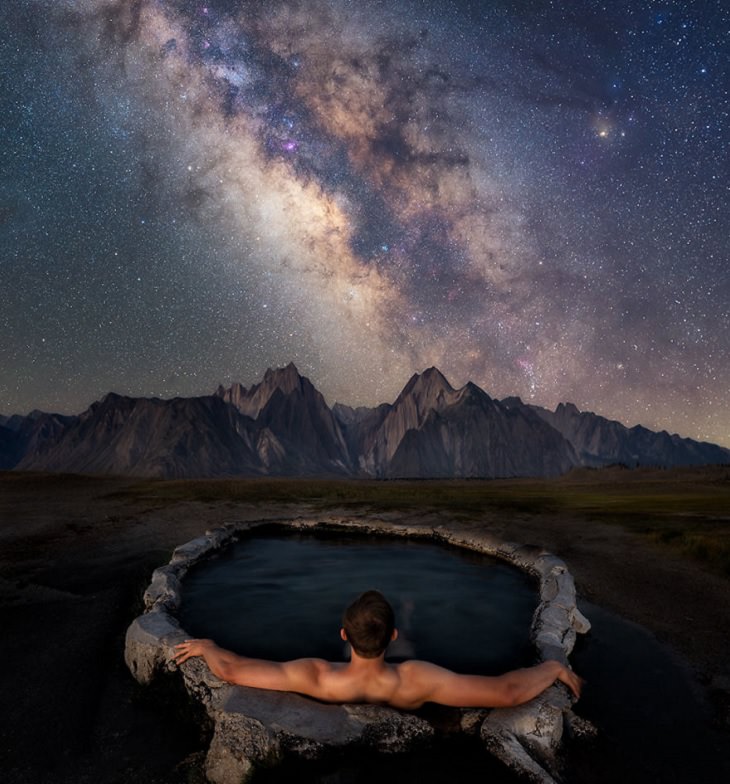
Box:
[341,590,396,658]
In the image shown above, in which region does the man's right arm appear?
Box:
[400,659,583,709]
[173,639,329,697]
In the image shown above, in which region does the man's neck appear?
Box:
[346,651,389,673]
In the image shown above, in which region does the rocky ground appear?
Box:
[1,471,729,783]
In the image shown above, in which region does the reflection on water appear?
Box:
[178,532,537,674]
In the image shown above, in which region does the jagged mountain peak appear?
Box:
[216,364,309,420]
[457,380,493,401]
[100,391,124,401]
[216,382,238,396]
[421,366,452,384]
[412,366,453,389]
[397,366,454,406]
[212,364,351,472]
[92,392,130,412]
[556,402,581,416]
[500,396,524,408]
[262,362,303,393]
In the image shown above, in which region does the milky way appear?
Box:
[1,0,728,446]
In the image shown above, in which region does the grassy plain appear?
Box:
[100,464,730,576]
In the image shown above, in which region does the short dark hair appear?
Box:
[342,590,395,658]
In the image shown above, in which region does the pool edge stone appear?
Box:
[125,517,593,784]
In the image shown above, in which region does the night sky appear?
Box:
[2,0,728,446]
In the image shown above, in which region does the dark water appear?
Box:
[179,532,537,674]
[568,600,730,784]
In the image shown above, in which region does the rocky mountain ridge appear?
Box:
[2,364,728,478]
[523,400,730,468]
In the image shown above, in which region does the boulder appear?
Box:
[124,609,184,685]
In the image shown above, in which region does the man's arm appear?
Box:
[400,659,583,709]
[173,639,327,696]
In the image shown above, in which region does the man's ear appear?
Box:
[391,628,399,641]
[340,628,348,641]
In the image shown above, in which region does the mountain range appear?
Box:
[2,363,728,478]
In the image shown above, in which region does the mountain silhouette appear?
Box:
[3,365,728,478]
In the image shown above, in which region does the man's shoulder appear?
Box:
[395,659,449,673]
[279,658,343,693]
[382,660,455,710]
[287,657,338,672]
[393,659,451,683]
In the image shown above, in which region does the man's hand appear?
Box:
[556,664,584,699]
[174,639,214,665]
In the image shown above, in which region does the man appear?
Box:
[174,589,583,710]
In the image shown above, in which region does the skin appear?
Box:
[173,627,583,710]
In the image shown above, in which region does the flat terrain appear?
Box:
[1,466,729,783]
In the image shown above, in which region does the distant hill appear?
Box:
[3,364,728,478]
[0,410,75,471]
[522,400,730,468]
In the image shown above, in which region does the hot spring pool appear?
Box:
[178,532,538,674]
[129,521,730,784]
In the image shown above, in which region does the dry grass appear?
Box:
[88,465,730,575]
[4,465,729,575]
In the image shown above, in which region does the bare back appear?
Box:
[289,658,516,710]
[313,661,402,705]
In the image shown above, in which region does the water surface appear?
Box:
[179,532,537,674]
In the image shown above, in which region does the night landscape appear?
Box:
[1,1,729,783]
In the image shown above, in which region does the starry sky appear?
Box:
[1,0,728,446]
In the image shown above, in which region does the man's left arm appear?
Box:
[399,659,583,708]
